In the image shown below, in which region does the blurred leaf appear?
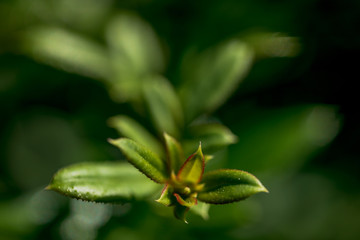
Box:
[179,40,254,121]
[242,30,301,58]
[228,105,342,173]
[143,75,183,137]
[106,13,165,102]
[190,201,210,220]
[22,26,110,79]
[106,13,164,75]
[0,200,35,236]
[173,203,189,224]
[198,169,268,204]
[164,132,185,174]
[177,143,204,184]
[53,0,113,32]
[183,122,238,155]
[47,162,159,203]
[108,115,164,157]
[109,138,167,183]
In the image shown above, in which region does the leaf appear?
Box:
[108,115,164,157]
[183,122,238,155]
[190,201,210,220]
[106,13,164,75]
[228,105,342,173]
[173,193,197,207]
[204,155,213,163]
[198,169,268,204]
[164,132,184,174]
[143,75,183,137]
[106,13,164,102]
[109,138,167,183]
[173,204,190,224]
[179,40,254,121]
[242,31,301,58]
[47,162,159,203]
[155,184,174,206]
[22,26,110,79]
[177,143,204,184]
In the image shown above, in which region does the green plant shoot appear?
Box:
[48,133,268,223]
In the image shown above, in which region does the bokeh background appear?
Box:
[1,0,360,239]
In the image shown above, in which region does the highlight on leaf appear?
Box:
[164,132,185,174]
[177,143,205,184]
[156,184,174,207]
[108,138,168,183]
[198,169,269,204]
[46,162,159,204]
[108,115,164,157]
[48,131,267,223]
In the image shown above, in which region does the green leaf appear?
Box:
[183,122,238,155]
[198,169,268,204]
[173,193,197,207]
[190,201,210,220]
[179,40,254,121]
[22,26,110,79]
[173,203,190,224]
[177,143,204,184]
[143,75,183,137]
[109,138,167,183]
[164,132,184,174]
[242,30,301,58]
[106,13,164,76]
[106,13,164,102]
[108,115,164,157]
[228,105,342,173]
[47,162,159,203]
[155,184,174,206]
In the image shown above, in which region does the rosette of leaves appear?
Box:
[48,133,268,223]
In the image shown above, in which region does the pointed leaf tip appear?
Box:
[190,201,210,220]
[164,132,184,173]
[47,162,159,203]
[198,169,268,204]
[177,143,205,184]
[156,184,174,206]
[109,138,167,183]
[174,193,197,207]
[173,204,190,224]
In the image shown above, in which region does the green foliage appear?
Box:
[108,138,168,183]
[164,133,185,174]
[108,115,164,157]
[106,13,165,102]
[0,0,354,238]
[183,122,238,155]
[49,130,267,223]
[47,162,159,203]
[177,143,204,184]
[23,26,111,79]
[143,76,184,137]
[228,105,341,173]
[52,134,266,223]
[38,12,295,223]
[179,41,254,121]
[198,169,268,204]
[32,8,325,224]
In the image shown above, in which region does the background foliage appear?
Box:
[1,0,360,239]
